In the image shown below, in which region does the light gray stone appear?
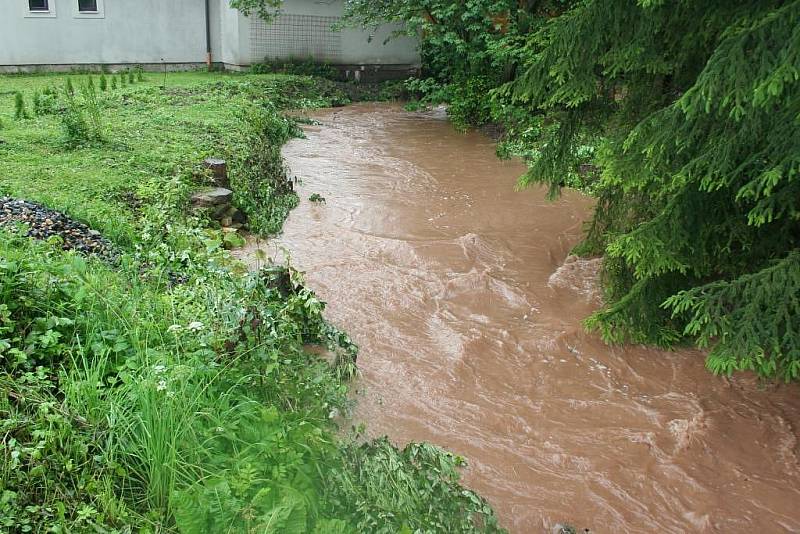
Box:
[191,187,233,208]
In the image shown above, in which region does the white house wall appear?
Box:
[0,0,232,68]
[0,0,419,70]
[212,0,248,66]
[247,0,420,66]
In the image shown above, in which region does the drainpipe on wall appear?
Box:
[205,0,213,70]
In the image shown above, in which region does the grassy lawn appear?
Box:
[0,71,505,533]
[0,71,341,244]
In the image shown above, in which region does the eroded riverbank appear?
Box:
[240,103,800,532]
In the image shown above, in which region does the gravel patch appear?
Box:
[0,197,117,261]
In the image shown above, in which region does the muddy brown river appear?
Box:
[245,103,800,532]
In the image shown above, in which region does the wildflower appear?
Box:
[188,321,204,331]
[167,324,182,333]
[156,379,167,392]
[152,364,166,374]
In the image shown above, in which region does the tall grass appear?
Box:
[13,92,29,119]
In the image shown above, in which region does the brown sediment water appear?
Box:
[238,103,800,533]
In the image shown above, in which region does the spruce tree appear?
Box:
[508,0,800,379]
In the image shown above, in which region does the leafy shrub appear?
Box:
[451,77,494,127]
[402,75,497,129]
[404,77,448,106]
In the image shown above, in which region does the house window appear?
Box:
[25,0,56,17]
[28,0,49,11]
[78,0,98,12]
[73,0,104,18]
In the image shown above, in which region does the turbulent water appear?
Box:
[239,104,800,532]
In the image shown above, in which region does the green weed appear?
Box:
[13,92,29,120]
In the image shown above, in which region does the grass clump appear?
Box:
[31,87,58,116]
[60,77,104,147]
[13,92,29,120]
[0,71,505,533]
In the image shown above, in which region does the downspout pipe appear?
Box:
[205,0,213,70]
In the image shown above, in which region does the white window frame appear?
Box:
[74,0,105,18]
[24,0,57,18]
